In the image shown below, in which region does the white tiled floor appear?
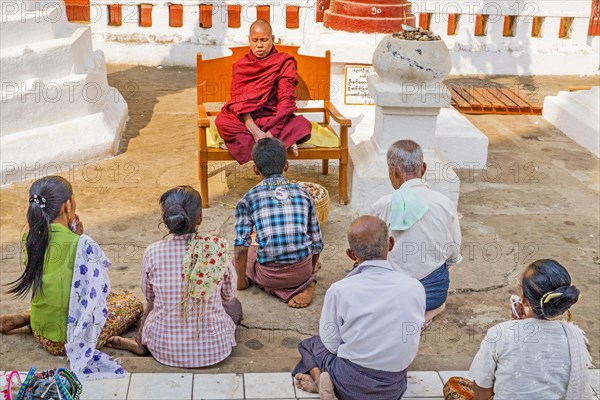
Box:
[590,369,600,395]
[193,373,244,400]
[244,372,296,399]
[81,374,131,400]
[127,373,193,400]
[1,370,598,399]
[404,371,444,397]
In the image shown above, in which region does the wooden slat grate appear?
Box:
[450,86,543,115]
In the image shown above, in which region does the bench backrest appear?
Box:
[196,45,331,105]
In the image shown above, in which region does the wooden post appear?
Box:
[256,5,271,22]
[139,4,153,27]
[169,4,183,28]
[200,4,213,28]
[589,0,600,36]
[108,4,122,26]
[64,0,90,22]
[286,5,300,29]
[228,5,241,28]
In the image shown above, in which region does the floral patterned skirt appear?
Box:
[33,291,143,356]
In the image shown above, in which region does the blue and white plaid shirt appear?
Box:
[234,175,324,264]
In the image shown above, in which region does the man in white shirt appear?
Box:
[370,140,462,325]
[292,216,425,399]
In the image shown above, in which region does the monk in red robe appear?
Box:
[215,19,312,164]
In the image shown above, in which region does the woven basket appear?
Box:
[314,187,330,227]
[309,183,330,228]
[293,181,330,227]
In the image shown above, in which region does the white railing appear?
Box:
[90,0,314,47]
[86,0,598,74]
[412,1,592,51]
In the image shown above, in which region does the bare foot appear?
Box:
[294,373,318,393]
[289,143,299,157]
[423,303,446,330]
[288,282,316,308]
[320,372,337,400]
[0,313,30,334]
[238,277,250,290]
[106,336,148,356]
[312,262,322,274]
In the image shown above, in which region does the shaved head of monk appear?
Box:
[249,19,274,59]
[347,216,394,265]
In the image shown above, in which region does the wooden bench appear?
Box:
[196,45,351,208]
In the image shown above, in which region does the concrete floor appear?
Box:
[0,68,598,374]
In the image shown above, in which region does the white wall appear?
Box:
[88,0,599,75]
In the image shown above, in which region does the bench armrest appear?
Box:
[198,105,210,128]
[324,101,352,127]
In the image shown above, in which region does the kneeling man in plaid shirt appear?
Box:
[234,138,324,308]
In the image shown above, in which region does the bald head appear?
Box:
[250,19,273,36]
[249,19,274,59]
[348,216,390,262]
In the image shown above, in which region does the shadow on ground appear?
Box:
[0,71,598,373]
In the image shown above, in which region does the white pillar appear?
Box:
[349,34,460,211]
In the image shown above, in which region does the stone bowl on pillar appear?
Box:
[348,29,460,210]
[371,33,452,84]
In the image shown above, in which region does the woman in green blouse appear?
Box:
[0,176,142,358]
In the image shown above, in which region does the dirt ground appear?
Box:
[0,68,598,374]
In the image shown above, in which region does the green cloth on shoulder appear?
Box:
[390,185,429,231]
[206,120,339,148]
[29,223,79,343]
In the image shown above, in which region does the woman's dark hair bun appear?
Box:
[164,205,192,234]
[541,285,580,319]
[522,259,579,319]
[159,186,202,235]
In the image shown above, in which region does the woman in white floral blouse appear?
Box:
[444,259,592,400]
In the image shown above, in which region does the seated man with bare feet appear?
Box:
[293,216,425,399]
[235,138,323,308]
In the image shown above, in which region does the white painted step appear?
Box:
[1,52,115,136]
[0,3,71,49]
[555,86,599,111]
[435,108,489,168]
[1,26,93,84]
[543,87,600,158]
[1,106,127,186]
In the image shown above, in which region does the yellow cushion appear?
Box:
[206,120,339,149]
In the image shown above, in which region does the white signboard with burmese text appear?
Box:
[344,65,376,105]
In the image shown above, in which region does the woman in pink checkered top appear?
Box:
[107,186,242,367]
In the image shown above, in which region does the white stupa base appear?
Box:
[542,87,600,158]
[327,71,488,168]
[1,95,127,185]
[0,1,129,185]
[349,140,460,211]
[346,107,489,169]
